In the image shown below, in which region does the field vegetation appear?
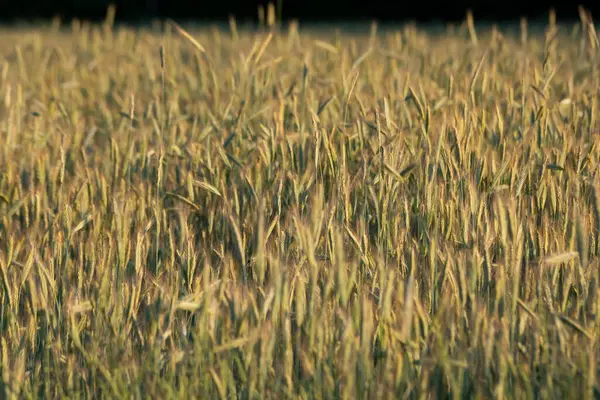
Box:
[1,6,600,399]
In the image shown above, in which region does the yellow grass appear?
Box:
[0,12,599,399]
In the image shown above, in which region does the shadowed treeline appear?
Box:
[2,0,599,22]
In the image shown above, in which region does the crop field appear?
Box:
[0,8,600,399]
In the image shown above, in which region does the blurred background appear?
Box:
[0,0,598,24]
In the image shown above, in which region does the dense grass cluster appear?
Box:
[1,11,599,399]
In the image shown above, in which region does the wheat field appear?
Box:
[0,9,599,399]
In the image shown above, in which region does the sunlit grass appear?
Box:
[0,8,599,398]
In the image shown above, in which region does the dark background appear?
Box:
[0,0,598,24]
